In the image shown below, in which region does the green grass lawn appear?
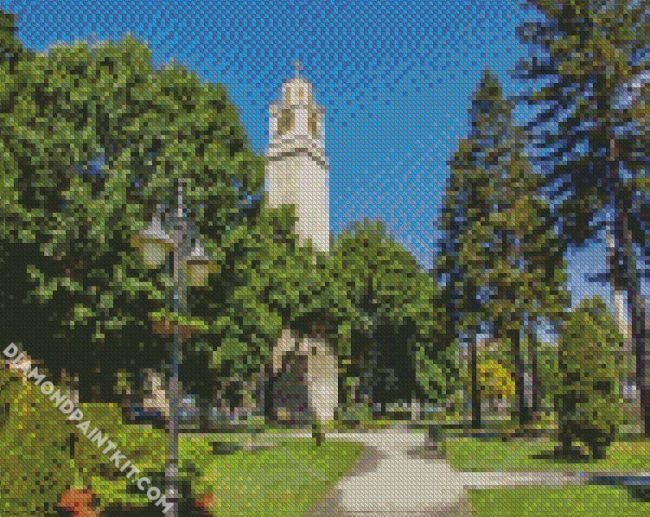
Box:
[445,438,650,472]
[469,486,649,517]
[1,369,362,516]
[183,436,363,516]
[97,432,363,515]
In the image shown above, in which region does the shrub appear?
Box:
[0,368,75,515]
[0,368,167,514]
[555,297,624,459]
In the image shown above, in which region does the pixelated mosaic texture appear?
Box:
[0,1,648,516]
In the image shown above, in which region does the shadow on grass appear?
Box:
[531,447,593,464]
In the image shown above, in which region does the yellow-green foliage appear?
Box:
[477,359,515,402]
[1,368,75,515]
[0,368,166,515]
[556,297,624,459]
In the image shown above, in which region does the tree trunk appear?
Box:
[528,317,540,420]
[367,340,379,412]
[611,136,648,436]
[264,370,275,422]
[510,328,527,426]
[618,216,648,436]
[198,391,212,432]
[469,329,481,429]
[411,392,422,422]
[256,364,266,418]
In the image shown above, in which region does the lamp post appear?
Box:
[133,179,214,517]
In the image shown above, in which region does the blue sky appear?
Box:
[3,0,615,305]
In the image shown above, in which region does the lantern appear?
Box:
[186,239,210,287]
[133,209,173,268]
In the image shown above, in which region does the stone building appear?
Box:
[265,62,338,422]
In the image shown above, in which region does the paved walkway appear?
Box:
[298,428,581,516]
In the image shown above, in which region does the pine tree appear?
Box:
[516,0,649,434]
[439,71,567,427]
[439,71,507,428]
[487,142,568,425]
[556,297,623,459]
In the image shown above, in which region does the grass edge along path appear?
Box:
[184,437,363,516]
[469,486,648,517]
[445,437,650,473]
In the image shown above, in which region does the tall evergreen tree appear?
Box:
[439,71,567,427]
[516,0,649,434]
[486,142,568,425]
[439,71,507,428]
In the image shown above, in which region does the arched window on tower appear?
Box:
[308,106,320,138]
[278,107,294,135]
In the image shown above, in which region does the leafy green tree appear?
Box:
[556,297,624,459]
[0,34,308,406]
[187,204,344,414]
[0,10,27,68]
[516,0,649,434]
[329,220,453,410]
[0,23,348,421]
[477,359,515,407]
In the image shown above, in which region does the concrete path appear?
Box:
[299,428,581,516]
[307,429,467,515]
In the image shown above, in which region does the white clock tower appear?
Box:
[266,61,330,252]
[265,63,337,423]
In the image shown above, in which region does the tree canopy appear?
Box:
[329,220,454,407]
[0,35,328,404]
[516,0,649,435]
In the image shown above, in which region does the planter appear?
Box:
[194,493,216,514]
[58,488,98,517]
[151,320,195,338]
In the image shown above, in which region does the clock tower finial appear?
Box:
[293,59,303,78]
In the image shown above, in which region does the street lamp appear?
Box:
[187,239,210,288]
[131,206,174,269]
[133,179,215,517]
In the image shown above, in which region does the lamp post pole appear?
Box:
[166,179,186,517]
[135,178,213,515]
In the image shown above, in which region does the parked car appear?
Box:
[123,405,164,428]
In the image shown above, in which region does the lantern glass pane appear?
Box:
[188,262,209,287]
[142,241,167,268]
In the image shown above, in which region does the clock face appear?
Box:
[277,107,294,135]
